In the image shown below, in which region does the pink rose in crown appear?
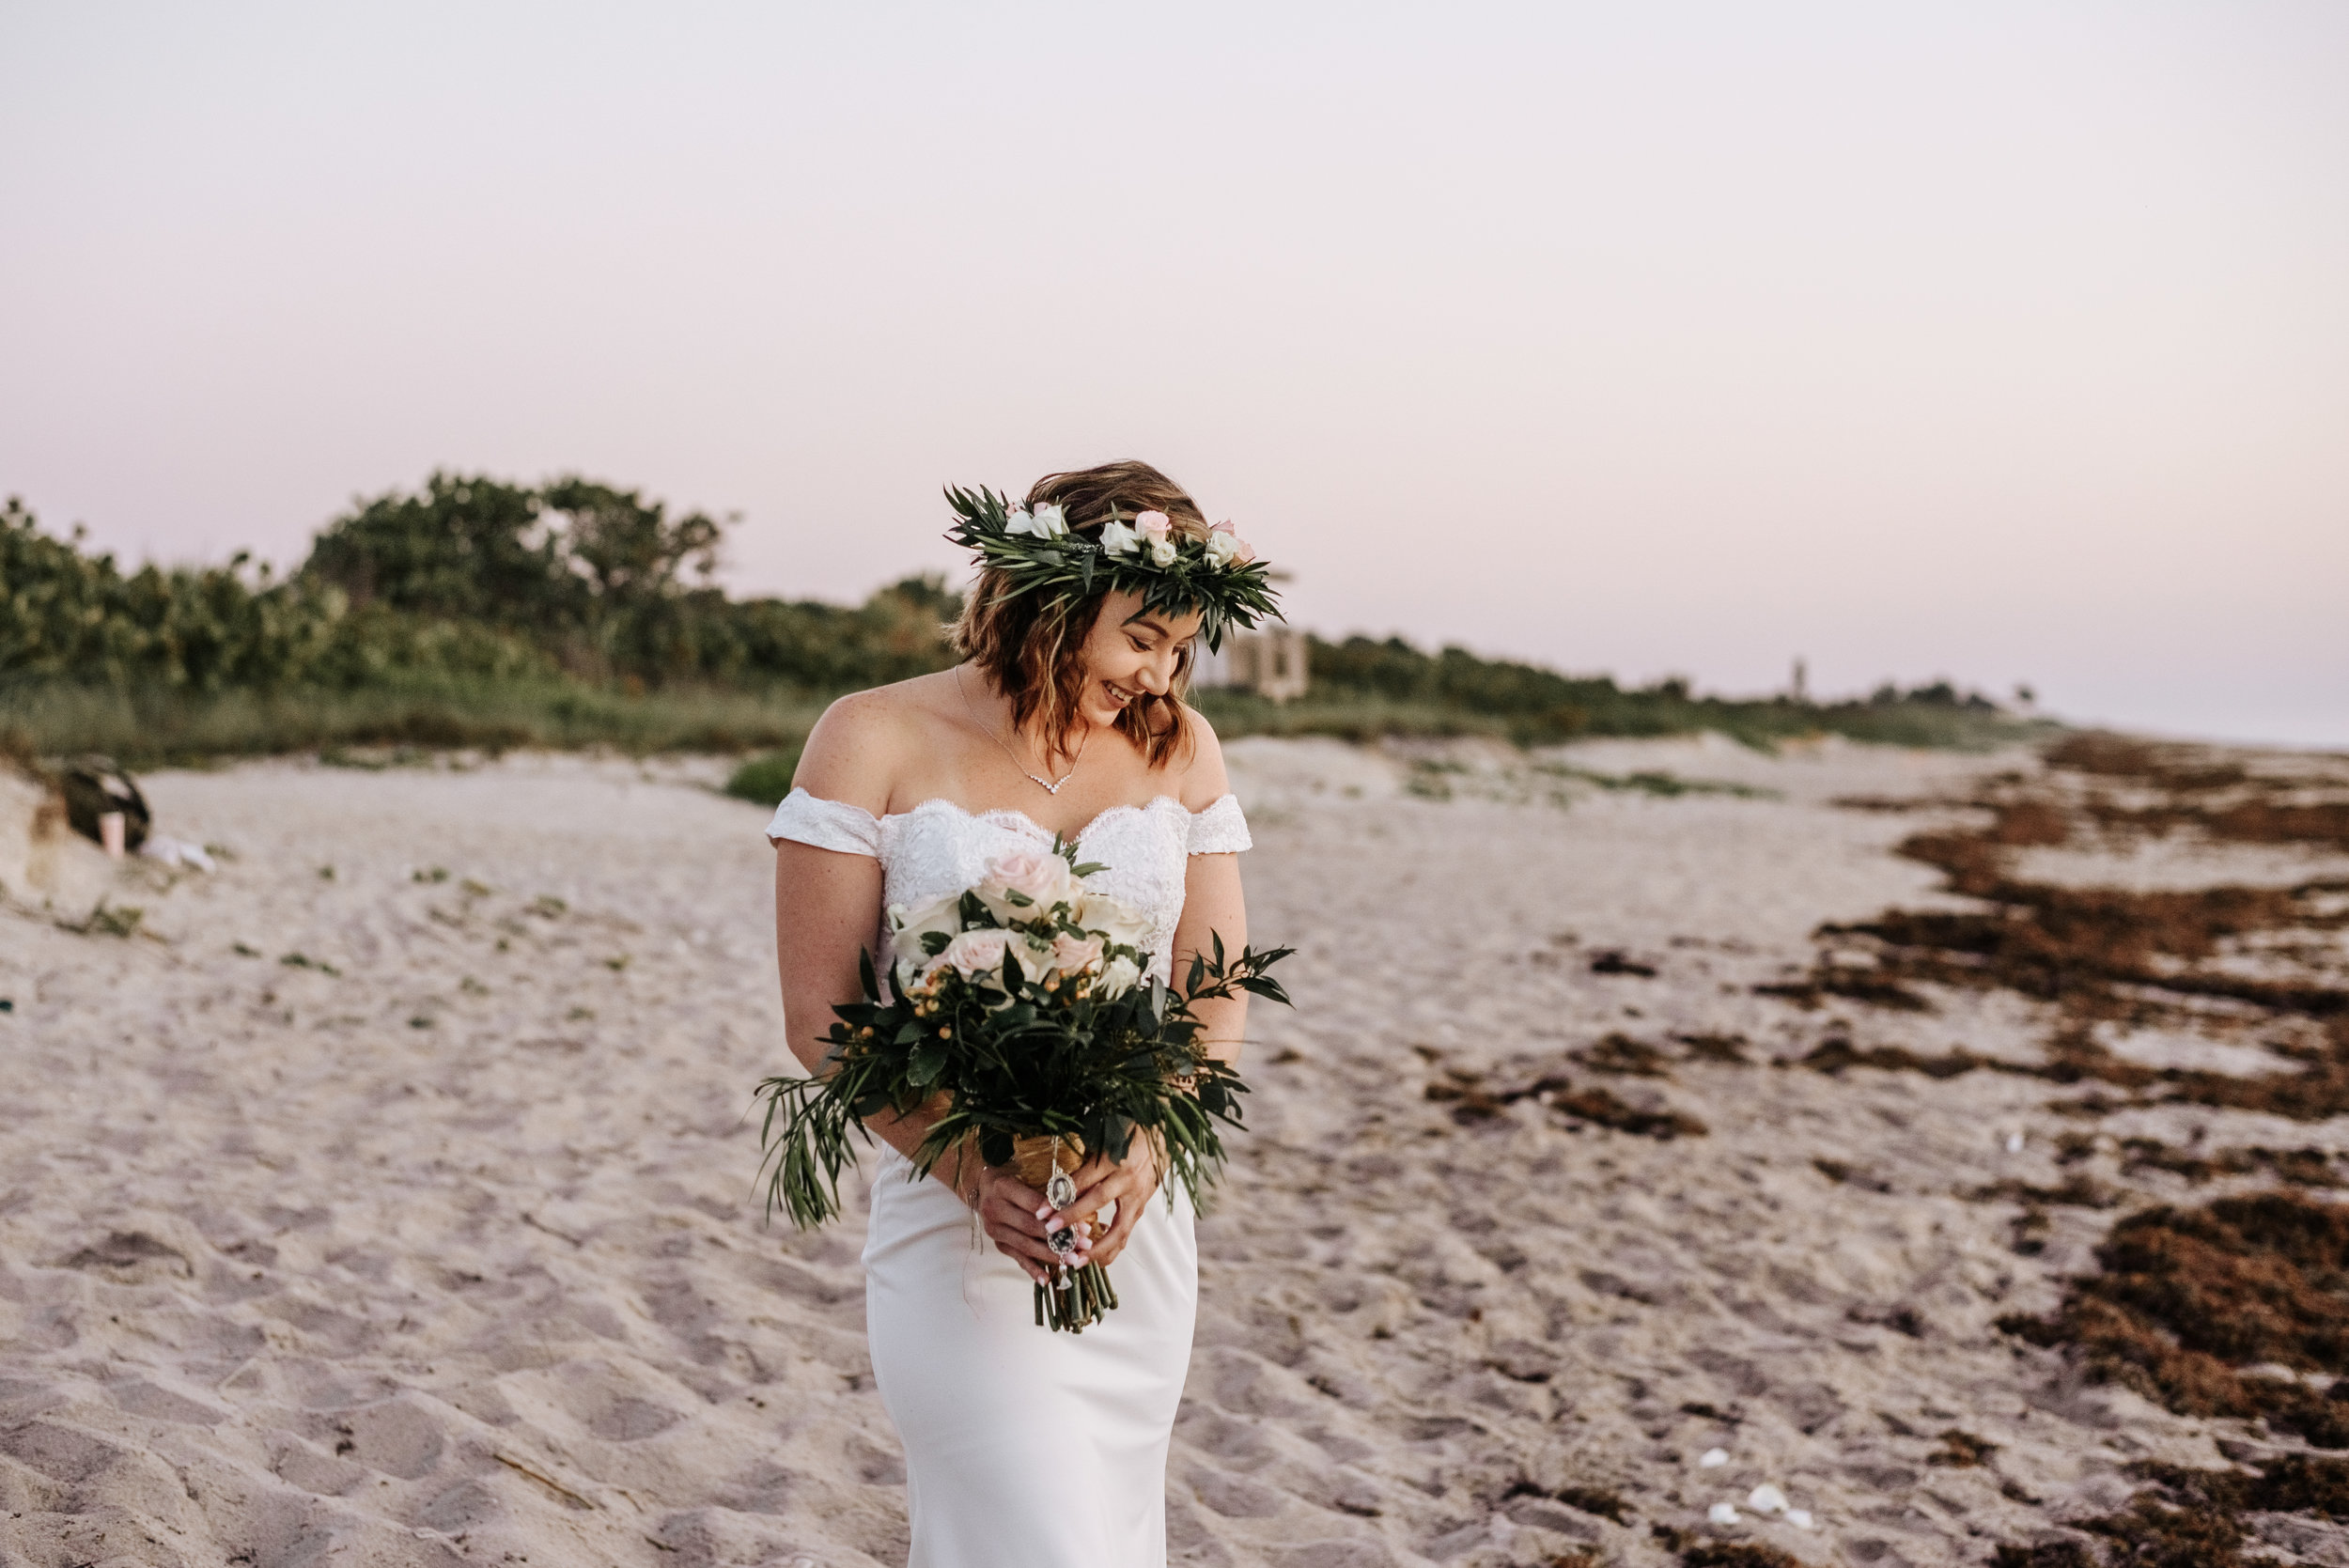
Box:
[1132,511,1173,542]
[979,846,1075,919]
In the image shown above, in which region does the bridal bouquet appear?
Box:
[756,840,1291,1332]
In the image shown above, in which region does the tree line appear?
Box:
[1,473,2023,753]
[1,476,958,695]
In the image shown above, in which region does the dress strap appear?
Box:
[766,786,882,858]
[1186,794,1252,855]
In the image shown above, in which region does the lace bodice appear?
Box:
[766,788,1251,981]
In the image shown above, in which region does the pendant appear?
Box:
[1045,1169,1077,1210]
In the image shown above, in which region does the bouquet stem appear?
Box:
[1012,1132,1121,1332]
[1034,1261,1116,1333]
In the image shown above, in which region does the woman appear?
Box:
[766,459,1279,1567]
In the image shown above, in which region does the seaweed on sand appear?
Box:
[1770,737,2349,1100]
[1423,1059,1707,1140]
[1994,1452,2349,1568]
[1999,1191,2349,1449]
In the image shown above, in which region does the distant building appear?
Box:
[1192,626,1310,703]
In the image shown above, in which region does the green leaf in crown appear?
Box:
[942,486,1282,654]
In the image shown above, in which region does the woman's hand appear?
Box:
[959,1165,1097,1283]
[1062,1135,1162,1269]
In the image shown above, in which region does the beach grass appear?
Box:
[3,675,2048,777]
[0,677,826,770]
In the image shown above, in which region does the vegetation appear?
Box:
[2,476,2047,771]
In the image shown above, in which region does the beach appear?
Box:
[5,734,2347,1568]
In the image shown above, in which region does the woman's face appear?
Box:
[1077,589,1205,728]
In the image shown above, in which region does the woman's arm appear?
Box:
[1067,711,1249,1265]
[1172,710,1248,1065]
[771,687,1078,1281]
[1173,851,1248,1066]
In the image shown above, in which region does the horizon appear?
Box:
[3,4,2342,747]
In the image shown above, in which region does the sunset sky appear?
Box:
[4,4,2343,743]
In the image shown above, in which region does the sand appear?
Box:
[1,735,2341,1568]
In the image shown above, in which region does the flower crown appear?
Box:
[944,486,1281,653]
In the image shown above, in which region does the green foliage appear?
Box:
[303,474,558,626]
[943,485,1279,652]
[725,739,807,805]
[2,477,2048,765]
[1,484,961,759]
[0,677,825,768]
[1293,633,2046,752]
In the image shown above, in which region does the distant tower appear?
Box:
[1792,658,1809,705]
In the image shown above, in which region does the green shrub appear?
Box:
[725,740,808,805]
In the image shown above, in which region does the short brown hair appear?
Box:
[949,460,1207,769]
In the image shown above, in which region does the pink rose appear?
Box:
[1048,932,1105,976]
[1133,510,1173,542]
[979,846,1074,918]
[940,928,1010,979]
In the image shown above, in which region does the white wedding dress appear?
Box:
[765,787,1252,1568]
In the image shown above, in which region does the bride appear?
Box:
[766,459,1278,1567]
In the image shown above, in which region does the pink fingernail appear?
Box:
[1034,1205,1052,1219]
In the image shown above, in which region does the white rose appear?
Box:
[1003,506,1042,537]
[1077,890,1153,953]
[1097,955,1143,1000]
[1205,530,1240,567]
[889,893,965,974]
[1098,520,1141,557]
[1032,503,1068,538]
[1147,537,1178,567]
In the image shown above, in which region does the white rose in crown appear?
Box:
[1206,521,1248,568]
[1098,519,1141,557]
[1077,890,1153,953]
[1003,505,1068,540]
[1148,538,1178,567]
[890,893,965,978]
[976,846,1075,923]
[1096,955,1143,1000]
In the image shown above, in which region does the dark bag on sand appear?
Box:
[61,757,150,851]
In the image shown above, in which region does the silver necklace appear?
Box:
[957,666,1088,796]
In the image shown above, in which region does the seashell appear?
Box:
[1708,1503,1740,1525]
[1699,1448,1730,1467]
[1786,1510,1815,1529]
[1747,1484,1789,1514]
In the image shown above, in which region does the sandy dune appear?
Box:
[2,735,2342,1567]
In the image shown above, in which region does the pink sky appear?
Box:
[3,4,2343,743]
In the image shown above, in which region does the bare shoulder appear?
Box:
[1174,704,1233,812]
[794,673,957,815]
